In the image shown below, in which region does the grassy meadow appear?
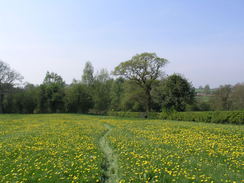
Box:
[0,114,243,183]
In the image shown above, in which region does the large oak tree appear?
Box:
[114,52,168,115]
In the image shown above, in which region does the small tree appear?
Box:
[121,80,146,112]
[204,84,211,94]
[230,83,244,110]
[0,60,23,113]
[82,61,94,86]
[211,85,232,110]
[110,77,125,111]
[162,74,195,112]
[65,83,93,113]
[38,71,65,113]
[92,69,112,113]
[114,52,168,115]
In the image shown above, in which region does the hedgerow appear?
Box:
[107,111,244,124]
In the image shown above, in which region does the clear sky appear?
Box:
[0,0,243,88]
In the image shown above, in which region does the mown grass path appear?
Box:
[99,124,119,183]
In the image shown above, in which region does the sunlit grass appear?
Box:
[0,114,243,182]
[0,114,106,182]
[104,118,244,183]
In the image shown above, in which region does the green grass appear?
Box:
[105,118,243,182]
[0,114,106,182]
[0,114,243,182]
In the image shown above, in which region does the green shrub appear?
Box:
[107,111,160,119]
[107,111,244,124]
[163,111,244,125]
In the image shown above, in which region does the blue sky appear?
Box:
[0,0,243,87]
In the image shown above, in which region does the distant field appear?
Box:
[0,114,243,183]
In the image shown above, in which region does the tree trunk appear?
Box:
[145,87,152,118]
[0,93,3,113]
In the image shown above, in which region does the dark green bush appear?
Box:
[107,111,244,124]
[107,111,160,119]
[160,111,244,124]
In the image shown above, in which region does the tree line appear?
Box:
[194,84,244,111]
[0,53,243,114]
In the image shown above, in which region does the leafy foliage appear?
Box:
[0,60,23,113]
[82,61,94,86]
[91,69,112,113]
[108,111,244,124]
[114,52,168,113]
[65,83,93,113]
[160,111,244,124]
[161,74,195,112]
[0,58,243,114]
[38,72,65,113]
[210,85,232,110]
[110,77,125,111]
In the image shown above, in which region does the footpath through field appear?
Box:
[99,123,119,183]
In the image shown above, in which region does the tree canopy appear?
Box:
[114,52,168,114]
[38,72,65,113]
[0,60,23,113]
[0,54,243,114]
[82,61,94,86]
[161,74,195,112]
